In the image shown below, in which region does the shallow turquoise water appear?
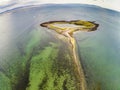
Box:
[0,4,120,90]
[74,9,120,89]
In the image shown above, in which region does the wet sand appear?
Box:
[40,20,99,90]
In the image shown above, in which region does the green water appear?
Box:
[1,4,120,90]
[75,29,120,90]
[0,25,79,90]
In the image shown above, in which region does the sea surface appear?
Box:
[0,4,120,90]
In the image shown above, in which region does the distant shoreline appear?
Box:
[1,4,119,14]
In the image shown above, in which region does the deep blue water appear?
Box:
[0,4,120,90]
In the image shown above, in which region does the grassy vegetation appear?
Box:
[0,20,98,90]
[70,20,95,28]
[41,20,98,37]
[0,28,42,90]
[40,20,99,90]
[0,27,78,90]
[26,43,58,90]
[26,40,78,90]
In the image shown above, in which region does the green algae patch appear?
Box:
[26,43,58,90]
[40,20,99,90]
[0,19,98,90]
[0,28,43,90]
[26,42,78,90]
[0,72,12,90]
[0,26,79,90]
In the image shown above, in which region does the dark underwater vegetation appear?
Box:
[0,4,120,90]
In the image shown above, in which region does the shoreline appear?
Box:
[40,20,99,90]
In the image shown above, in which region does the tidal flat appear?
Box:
[0,27,80,90]
[41,20,98,90]
[0,4,120,90]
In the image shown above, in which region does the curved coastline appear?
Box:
[0,3,120,14]
[0,3,120,89]
[40,20,99,90]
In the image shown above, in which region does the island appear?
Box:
[40,20,99,90]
